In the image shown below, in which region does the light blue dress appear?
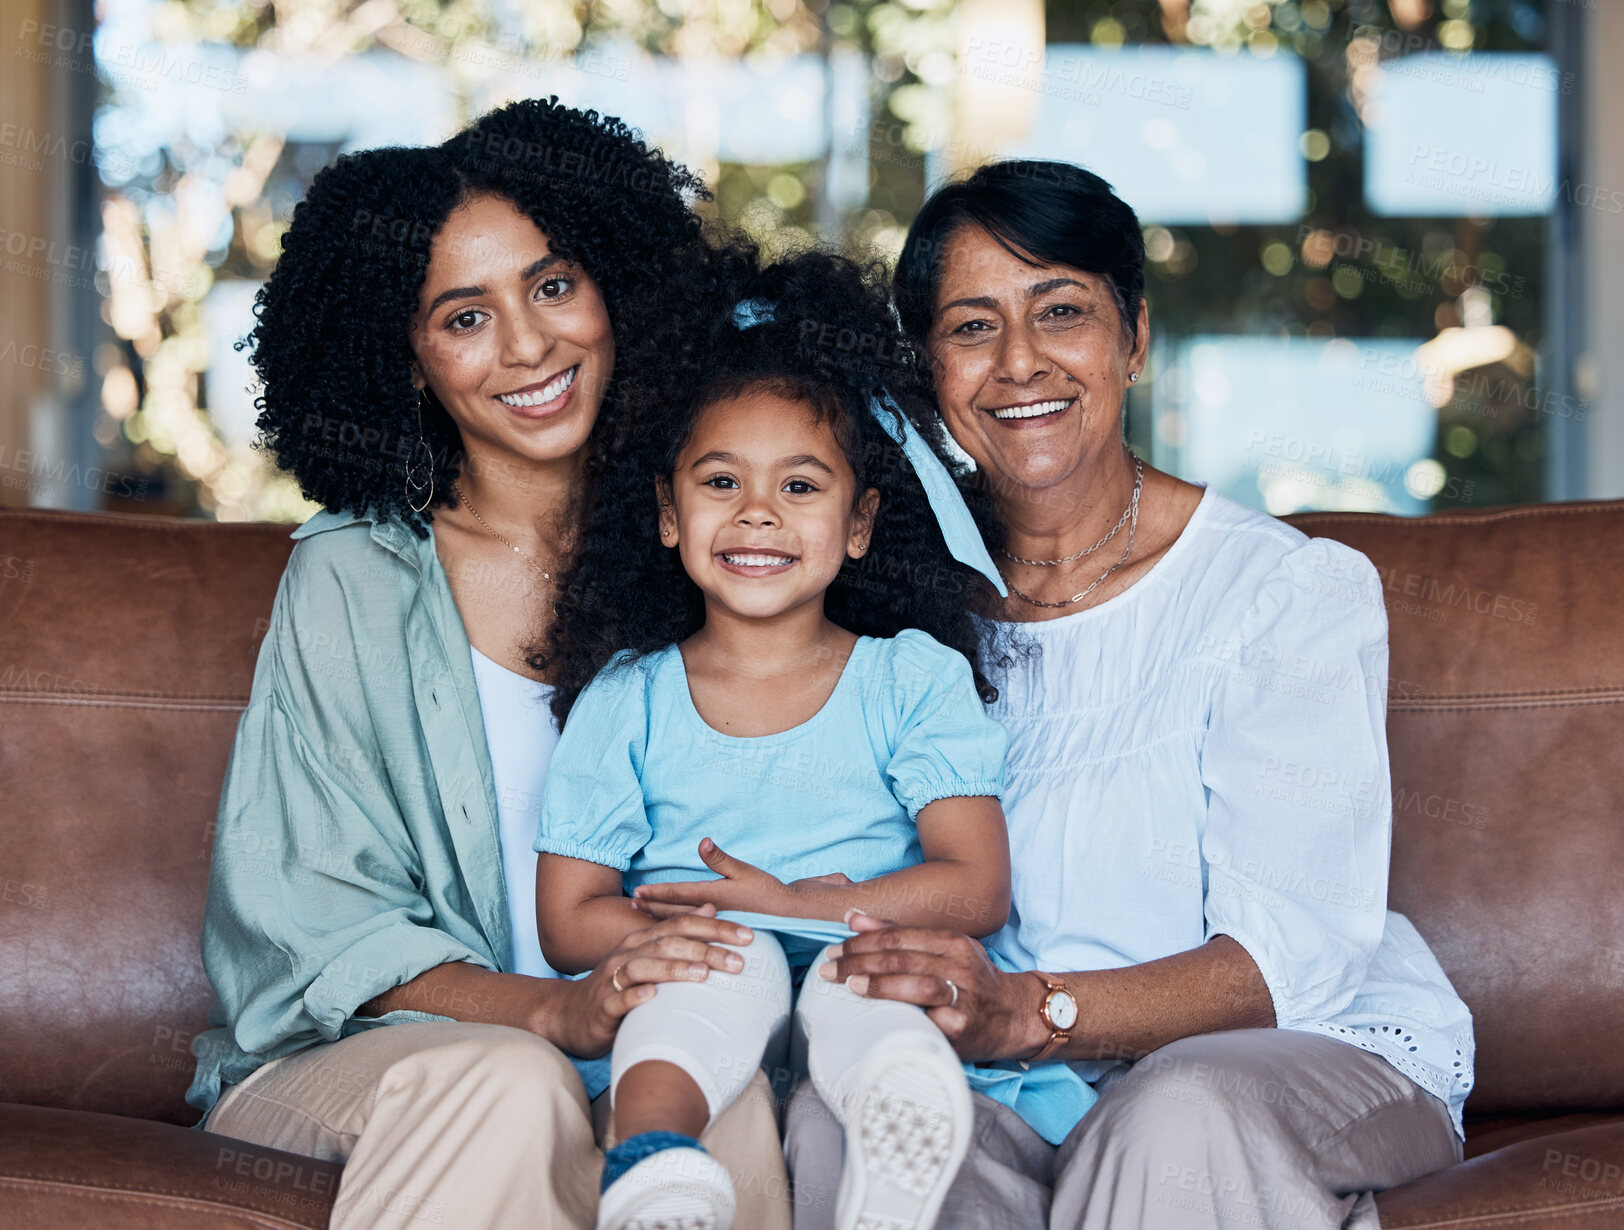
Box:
[534,632,1096,1138]
[534,630,1007,921]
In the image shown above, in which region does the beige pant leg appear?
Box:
[207,1021,600,1230]
[210,1019,794,1230]
[1050,1029,1462,1230]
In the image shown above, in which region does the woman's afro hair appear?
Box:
[534,247,1009,725]
[244,97,724,535]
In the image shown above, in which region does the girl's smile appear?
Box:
[658,389,877,625]
[714,548,799,576]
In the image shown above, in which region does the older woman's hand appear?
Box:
[818,913,1044,1063]
[553,904,755,1059]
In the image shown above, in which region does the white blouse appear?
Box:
[981,486,1475,1137]
[469,645,563,981]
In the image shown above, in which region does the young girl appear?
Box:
[531,252,1015,1230]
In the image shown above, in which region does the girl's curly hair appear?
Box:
[535,248,1008,724]
[244,97,721,535]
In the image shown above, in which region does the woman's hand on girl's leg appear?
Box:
[548,906,755,1058]
[817,914,1045,1063]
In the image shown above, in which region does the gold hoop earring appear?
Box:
[405,389,435,514]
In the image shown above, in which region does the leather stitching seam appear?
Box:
[0,684,247,700]
[1390,686,1624,700]
[0,1176,328,1229]
[0,509,294,532]
[1382,1192,1624,1228]
[1296,502,1620,528]
[0,693,248,712]
[1391,695,1624,713]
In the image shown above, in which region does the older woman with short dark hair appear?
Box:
[786,160,1474,1230]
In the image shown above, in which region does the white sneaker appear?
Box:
[596,1146,737,1230]
[831,1033,973,1230]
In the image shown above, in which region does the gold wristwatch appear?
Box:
[1025,971,1078,1065]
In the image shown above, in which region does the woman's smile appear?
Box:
[983,395,1076,424]
[494,363,579,418]
[408,194,615,470]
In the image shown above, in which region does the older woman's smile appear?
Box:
[985,396,1075,422]
[911,221,1149,503]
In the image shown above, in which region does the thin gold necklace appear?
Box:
[1001,456,1143,566]
[999,457,1144,609]
[453,482,555,580]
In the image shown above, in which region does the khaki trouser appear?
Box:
[785,1028,1462,1230]
[206,1021,793,1230]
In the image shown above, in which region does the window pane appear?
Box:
[991,45,1308,225]
[1364,53,1560,217]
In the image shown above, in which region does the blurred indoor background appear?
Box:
[1,0,1619,522]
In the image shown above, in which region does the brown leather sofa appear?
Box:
[1,501,1620,1228]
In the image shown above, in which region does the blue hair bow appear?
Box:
[731,297,1007,597]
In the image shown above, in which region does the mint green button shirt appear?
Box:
[187,508,518,1120]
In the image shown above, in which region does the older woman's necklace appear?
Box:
[999,456,1144,609]
[453,482,556,580]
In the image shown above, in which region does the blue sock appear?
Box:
[601,1131,706,1192]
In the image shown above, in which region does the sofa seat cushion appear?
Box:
[1464,1113,1624,1160]
[1377,1115,1624,1228]
[0,1103,339,1229]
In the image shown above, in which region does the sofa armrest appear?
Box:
[0,1102,339,1229]
[1377,1116,1624,1229]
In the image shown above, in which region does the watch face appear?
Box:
[1047,989,1078,1031]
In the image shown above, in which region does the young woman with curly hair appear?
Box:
[188,100,792,1230]
[528,251,1023,1230]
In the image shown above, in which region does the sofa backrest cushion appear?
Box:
[1289,502,1624,1115]
[3,501,1621,1123]
[0,510,293,1124]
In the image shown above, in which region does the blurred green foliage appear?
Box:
[106,0,1558,515]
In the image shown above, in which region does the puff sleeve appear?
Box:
[1198,537,1393,1028]
[881,630,1009,820]
[533,653,654,870]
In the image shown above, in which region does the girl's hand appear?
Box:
[552,903,755,1058]
[629,838,793,917]
[636,867,854,920]
[790,871,854,890]
[817,913,1046,1063]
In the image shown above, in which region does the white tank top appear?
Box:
[468,644,562,980]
